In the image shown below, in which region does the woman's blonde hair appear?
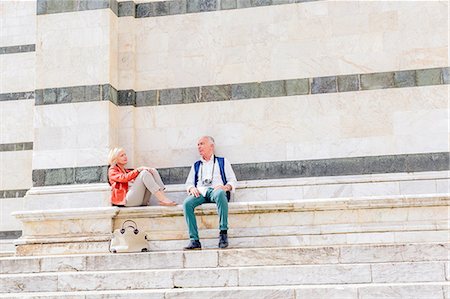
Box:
[108,147,125,166]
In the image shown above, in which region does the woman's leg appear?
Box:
[142,188,151,206]
[148,168,166,190]
[140,170,176,206]
[124,173,147,207]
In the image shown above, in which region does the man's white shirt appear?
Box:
[185,156,237,197]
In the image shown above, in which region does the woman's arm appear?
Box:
[108,167,140,183]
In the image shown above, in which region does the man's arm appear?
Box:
[224,158,237,191]
[185,165,195,193]
[185,165,200,197]
[214,158,237,192]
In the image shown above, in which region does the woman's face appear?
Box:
[116,150,128,165]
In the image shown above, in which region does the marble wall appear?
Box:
[129,85,448,168]
[0,0,448,231]
[0,1,36,233]
[36,9,117,89]
[0,0,36,47]
[119,1,448,90]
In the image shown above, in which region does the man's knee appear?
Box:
[212,189,227,202]
[182,196,196,211]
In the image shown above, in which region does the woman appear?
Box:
[108,148,177,207]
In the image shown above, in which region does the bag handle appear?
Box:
[120,220,139,235]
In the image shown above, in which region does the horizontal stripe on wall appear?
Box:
[0,142,33,152]
[0,231,22,240]
[0,189,28,199]
[0,91,34,102]
[37,0,119,16]
[33,66,450,107]
[0,44,35,55]
[32,152,450,186]
[36,0,315,17]
[35,84,117,106]
[32,166,109,187]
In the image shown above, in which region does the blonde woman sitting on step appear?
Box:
[108,148,177,207]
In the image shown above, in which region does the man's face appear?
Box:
[197,137,214,159]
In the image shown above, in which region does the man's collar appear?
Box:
[201,154,215,163]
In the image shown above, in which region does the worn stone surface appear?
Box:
[285,78,309,96]
[371,262,445,283]
[339,243,450,264]
[337,75,359,92]
[44,168,75,186]
[201,85,232,102]
[57,270,173,291]
[219,246,339,267]
[86,252,183,271]
[0,91,34,102]
[260,80,286,98]
[416,68,442,86]
[221,0,237,9]
[75,166,107,184]
[153,1,169,16]
[40,256,86,272]
[0,142,32,152]
[358,285,444,299]
[394,70,416,88]
[442,67,450,84]
[0,44,35,55]
[296,287,357,299]
[169,0,187,15]
[118,1,136,17]
[311,76,337,94]
[182,87,200,103]
[102,84,118,104]
[237,0,252,8]
[251,0,272,6]
[118,89,136,106]
[136,3,153,17]
[187,0,218,13]
[1,190,27,198]
[173,268,239,288]
[360,72,395,90]
[0,258,40,274]
[231,82,260,100]
[239,264,371,286]
[159,88,183,105]
[167,288,295,299]
[136,90,157,107]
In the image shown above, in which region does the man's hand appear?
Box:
[189,187,200,197]
[214,185,231,192]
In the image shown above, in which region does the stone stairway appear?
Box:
[2,193,449,298]
[0,243,449,298]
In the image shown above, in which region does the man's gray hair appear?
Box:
[203,136,215,144]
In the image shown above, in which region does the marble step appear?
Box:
[0,283,448,299]
[1,243,448,275]
[14,194,450,256]
[0,240,15,257]
[0,261,448,293]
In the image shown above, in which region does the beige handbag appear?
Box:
[110,220,150,253]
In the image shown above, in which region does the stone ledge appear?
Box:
[12,194,450,255]
[116,194,450,219]
[12,207,118,221]
[2,243,448,273]
[0,283,447,299]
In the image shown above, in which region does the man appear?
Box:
[182,136,237,250]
